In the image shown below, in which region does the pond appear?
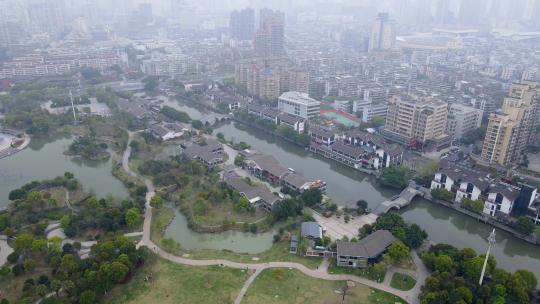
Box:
[164,208,281,254]
[0,135,129,208]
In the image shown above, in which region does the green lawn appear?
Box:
[390,272,416,291]
[104,254,247,304]
[327,260,386,283]
[151,207,322,269]
[242,268,406,304]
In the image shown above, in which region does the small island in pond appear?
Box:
[65,136,110,161]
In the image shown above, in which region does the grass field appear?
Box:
[242,268,406,304]
[151,207,322,269]
[105,254,247,304]
[390,273,416,291]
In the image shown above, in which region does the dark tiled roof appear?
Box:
[282,173,308,189]
[278,113,305,125]
[248,154,290,178]
[337,230,396,258]
[489,183,520,201]
[439,162,490,190]
[330,141,364,159]
[224,174,280,205]
[301,222,323,239]
[309,125,335,138]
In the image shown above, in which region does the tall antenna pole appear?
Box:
[69,90,77,125]
[479,229,496,286]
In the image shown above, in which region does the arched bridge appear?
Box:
[373,182,428,215]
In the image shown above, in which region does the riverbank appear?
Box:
[424,195,539,245]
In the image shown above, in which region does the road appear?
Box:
[121,132,422,304]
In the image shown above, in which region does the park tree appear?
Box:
[379,166,413,190]
[356,200,368,214]
[513,216,535,235]
[125,208,142,228]
[416,160,439,186]
[386,240,410,263]
[79,290,96,304]
[300,188,322,207]
[150,195,164,209]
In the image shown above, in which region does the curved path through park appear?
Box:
[122,132,424,304]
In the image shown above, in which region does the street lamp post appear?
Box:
[479,228,496,286]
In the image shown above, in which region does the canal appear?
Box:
[214,120,540,277]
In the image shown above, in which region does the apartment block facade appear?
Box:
[481,81,540,166]
[383,96,449,147]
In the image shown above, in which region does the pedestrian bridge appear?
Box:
[373,182,427,215]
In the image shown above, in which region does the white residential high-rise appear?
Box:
[368,13,396,52]
[278,92,321,119]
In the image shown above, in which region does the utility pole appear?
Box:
[69,90,78,126]
[479,228,496,286]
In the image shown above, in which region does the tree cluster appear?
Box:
[160,106,191,123]
[366,213,428,249]
[421,244,537,304]
[379,166,413,190]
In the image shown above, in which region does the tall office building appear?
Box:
[481,82,540,166]
[254,9,285,58]
[229,8,255,40]
[368,13,396,52]
[384,96,449,146]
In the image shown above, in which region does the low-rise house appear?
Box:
[247,104,264,117]
[244,153,291,185]
[223,172,281,212]
[484,183,520,216]
[309,125,335,146]
[430,162,490,203]
[430,165,460,192]
[282,173,327,193]
[183,139,224,170]
[455,172,490,203]
[336,230,396,268]
[344,130,403,169]
[301,222,323,240]
[277,113,306,133]
[149,123,186,141]
[261,108,280,123]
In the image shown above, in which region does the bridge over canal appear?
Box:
[373,182,430,215]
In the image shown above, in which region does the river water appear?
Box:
[0,135,128,207]
[213,121,540,277]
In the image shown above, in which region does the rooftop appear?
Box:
[337,230,396,258]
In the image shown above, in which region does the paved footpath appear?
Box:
[122,133,421,304]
